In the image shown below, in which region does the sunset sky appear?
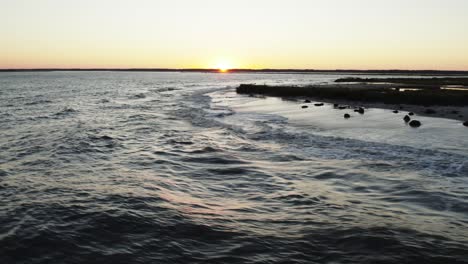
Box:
[1,0,468,70]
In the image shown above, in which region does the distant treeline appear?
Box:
[2,68,468,75]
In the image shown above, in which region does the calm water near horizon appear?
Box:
[1,72,468,263]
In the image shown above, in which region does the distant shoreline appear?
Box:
[236,80,468,122]
[2,68,468,76]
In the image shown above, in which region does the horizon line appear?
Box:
[2,68,468,74]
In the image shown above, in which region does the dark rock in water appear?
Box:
[333,103,339,108]
[344,113,351,119]
[408,112,415,116]
[356,107,365,114]
[338,106,347,110]
[301,105,308,109]
[304,99,311,103]
[451,110,459,114]
[393,110,399,114]
[403,115,411,123]
[463,121,468,127]
[409,120,422,127]
[425,108,437,114]
[314,103,324,107]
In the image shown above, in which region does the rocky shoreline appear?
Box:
[236,81,468,124]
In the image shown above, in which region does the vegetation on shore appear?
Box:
[236,84,468,106]
[335,77,468,86]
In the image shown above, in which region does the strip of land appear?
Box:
[237,78,468,121]
[335,77,468,86]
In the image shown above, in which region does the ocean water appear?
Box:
[1,71,468,263]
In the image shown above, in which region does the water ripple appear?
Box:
[1,72,468,263]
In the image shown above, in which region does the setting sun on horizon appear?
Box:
[213,59,234,72]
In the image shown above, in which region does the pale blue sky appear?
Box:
[1,0,467,69]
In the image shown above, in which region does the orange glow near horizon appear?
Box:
[1,1,468,71]
[215,62,231,73]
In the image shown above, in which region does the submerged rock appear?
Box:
[463,121,468,127]
[408,112,415,116]
[409,120,422,127]
[333,103,339,108]
[314,103,324,107]
[338,106,347,110]
[393,110,399,114]
[344,113,351,119]
[403,115,411,123]
[301,105,308,109]
[304,99,311,103]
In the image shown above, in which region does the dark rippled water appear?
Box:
[1,72,468,263]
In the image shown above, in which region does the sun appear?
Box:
[214,61,232,73]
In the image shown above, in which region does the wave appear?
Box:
[2,72,468,264]
[54,107,78,117]
[2,203,467,264]
[130,93,146,99]
[24,99,53,106]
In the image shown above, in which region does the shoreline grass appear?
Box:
[335,77,468,86]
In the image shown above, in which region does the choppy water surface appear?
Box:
[1,72,468,263]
